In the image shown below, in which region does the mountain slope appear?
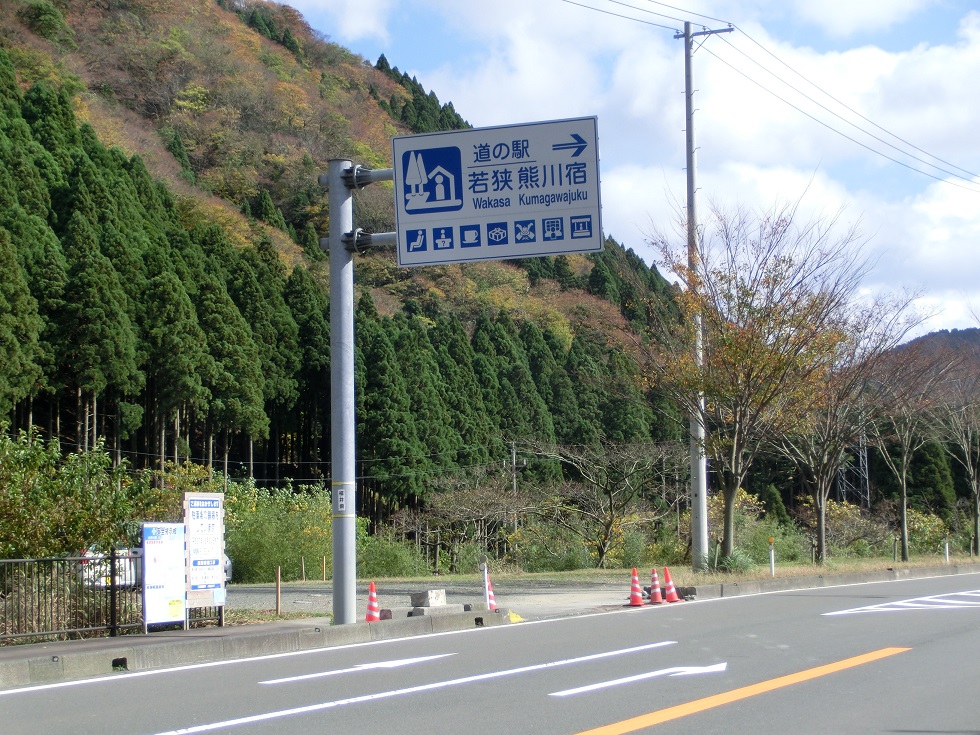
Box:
[0,0,682,514]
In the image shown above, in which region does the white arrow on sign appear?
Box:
[549,662,728,697]
[260,654,455,685]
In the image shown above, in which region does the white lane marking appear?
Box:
[147,641,677,735]
[0,617,551,697]
[259,654,454,684]
[549,662,728,697]
[824,590,980,616]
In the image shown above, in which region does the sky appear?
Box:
[286,0,980,338]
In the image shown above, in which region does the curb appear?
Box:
[685,562,980,600]
[0,607,510,689]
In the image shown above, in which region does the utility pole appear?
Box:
[675,21,732,572]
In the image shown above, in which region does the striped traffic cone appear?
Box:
[648,568,664,604]
[486,575,497,610]
[365,581,381,621]
[662,567,682,603]
[628,567,644,607]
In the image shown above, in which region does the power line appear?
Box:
[562,0,980,193]
[698,42,980,194]
[730,25,980,181]
[559,0,681,31]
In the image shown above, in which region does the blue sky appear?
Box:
[287,0,980,337]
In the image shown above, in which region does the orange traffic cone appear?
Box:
[648,568,664,604]
[365,581,380,622]
[662,567,682,603]
[628,567,644,606]
[486,575,497,610]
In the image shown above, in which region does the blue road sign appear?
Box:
[392,117,602,267]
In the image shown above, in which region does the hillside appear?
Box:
[0,0,679,518]
[902,327,980,361]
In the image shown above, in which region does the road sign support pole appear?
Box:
[676,21,732,573]
[319,163,394,625]
[325,159,357,625]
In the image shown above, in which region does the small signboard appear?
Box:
[184,492,226,607]
[392,116,602,267]
[142,522,186,627]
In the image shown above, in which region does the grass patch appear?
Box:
[222,608,330,626]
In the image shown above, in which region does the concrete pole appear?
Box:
[327,159,357,625]
[683,21,709,572]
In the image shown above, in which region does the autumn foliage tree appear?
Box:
[649,200,875,560]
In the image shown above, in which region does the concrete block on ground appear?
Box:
[0,659,29,688]
[408,603,466,617]
[369,615,433,641]
[62,646,134,679]
[221,630,300,660]
[428,609,512,633]
[319,623,372,648]
[410,589,446,607]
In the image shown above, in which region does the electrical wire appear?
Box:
[698,42,980,194]
[564,0,980,193]
[729,24,980,181]
[559,0,679,31]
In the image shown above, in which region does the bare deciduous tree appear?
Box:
[777,292,921,562]
[932,357,980,555]
[866,342,955,561]
[522,440,685,568]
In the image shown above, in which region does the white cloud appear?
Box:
[792,0,938,38]
[287,0,394,43]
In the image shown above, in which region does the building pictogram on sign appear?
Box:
[401,147,464,214]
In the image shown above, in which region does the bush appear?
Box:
[0,427,145,557]
[619,528,647,570]
[507,522,590,572]
[718,548,754,573]
[906,508,949,555]
[224,482,332,583]
[739,518,809,566]
[794,497,890,558]
[357,533,429,578]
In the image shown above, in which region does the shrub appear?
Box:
[357,533,429,578]
[718,548,754,573]
[507,521,590,572]
[0,427,144,557]
[794,497,891,558]
[739,517,809,566]
[906,508,949,555]
[224,482,332,583]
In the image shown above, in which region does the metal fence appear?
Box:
[0,552,221,644]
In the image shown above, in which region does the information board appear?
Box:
[183,492,226,607]
[392,116,602,266]
[142,522,186,626]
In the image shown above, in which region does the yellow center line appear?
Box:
[573,647,910,735]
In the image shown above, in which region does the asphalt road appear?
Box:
[4,572,980,734]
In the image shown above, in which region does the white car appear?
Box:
[80,547,232,587]
[79,546,142,589]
